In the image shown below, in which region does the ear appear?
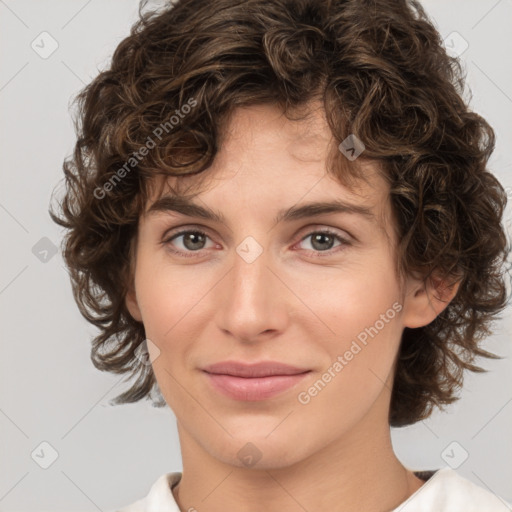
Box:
[125,284,143,322]
[124,232,143,322]
[401,272,461,329]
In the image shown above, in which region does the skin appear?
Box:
[125,102,459,512]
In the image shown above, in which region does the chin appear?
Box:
[205,430,310,470]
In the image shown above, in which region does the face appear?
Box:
[125,103,440,470]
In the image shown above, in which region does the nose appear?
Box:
[214,240,289,343]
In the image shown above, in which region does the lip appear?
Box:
[201,361,311,401]
[202,360,311,377]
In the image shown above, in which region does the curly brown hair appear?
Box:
[49,0,511,427]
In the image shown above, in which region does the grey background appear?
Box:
[1,0,511,510]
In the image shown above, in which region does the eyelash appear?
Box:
[161,227,351,259]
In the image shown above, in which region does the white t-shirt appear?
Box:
[114,466,512,512]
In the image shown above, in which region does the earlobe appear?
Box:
[402,273,461,329]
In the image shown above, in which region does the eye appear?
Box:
[162,229,216,258]
[162,227,351,258]
[295,229,350,256]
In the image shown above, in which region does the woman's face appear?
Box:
[126,103,431,469]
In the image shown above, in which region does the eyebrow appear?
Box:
[146,195,376,225]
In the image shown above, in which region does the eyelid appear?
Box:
[162,223,353,241]
[162,223,214,239]
[296,223,353,241]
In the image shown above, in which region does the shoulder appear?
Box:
[395,467,512,512]
[111,472,183,512]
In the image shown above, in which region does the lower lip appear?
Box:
[203,371,311,401]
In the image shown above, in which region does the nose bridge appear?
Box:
[215,234,286,340]
[232,234,272,309]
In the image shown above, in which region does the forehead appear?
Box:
[221,102,332,160]
[142,104,395,237]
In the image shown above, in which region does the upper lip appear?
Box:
[202,361,311,378]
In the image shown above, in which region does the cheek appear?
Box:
[313,257,402,338]
[313,260,403,388]
[134,247,209,330]
[295,306,402,440]
[134,258,204,410]
[133,253,216,381]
